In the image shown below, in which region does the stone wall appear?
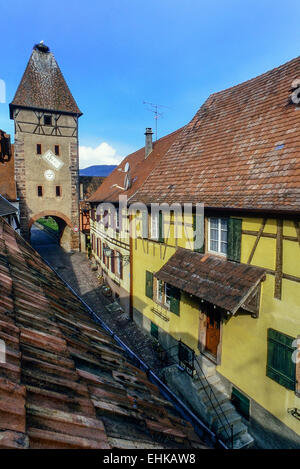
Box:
[13,109,80,251]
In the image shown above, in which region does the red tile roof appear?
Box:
[0,217,206,449]
[155,248,266,314]
[10,43,82,117]
[88,128,183,203]
[130,56,300,212]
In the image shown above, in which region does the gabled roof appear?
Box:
[0,194,17,217]
[0,218,205,449]
[10,43,82,118]
[88,128,183,203]
[155,248,266,314]
[130,56,300,213]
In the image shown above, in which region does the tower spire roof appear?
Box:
[10,43,82,118]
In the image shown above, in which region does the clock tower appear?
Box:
[9,42,82,251]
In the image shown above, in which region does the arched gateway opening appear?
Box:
[29,211,76,252]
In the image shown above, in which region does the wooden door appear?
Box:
[205,306,221,358]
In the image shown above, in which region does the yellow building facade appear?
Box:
[131,212,300,446]
[90,206,131,314]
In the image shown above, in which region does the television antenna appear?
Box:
[143,101,170,141]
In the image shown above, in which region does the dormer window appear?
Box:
[44,115,52,126]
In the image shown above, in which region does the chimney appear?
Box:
[144,127,153,158]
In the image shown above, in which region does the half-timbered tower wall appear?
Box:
[10,42,82,251]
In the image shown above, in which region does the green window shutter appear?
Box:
[151,322,159,339]
[267,329,296,391]
[169,286,180,316]
[231,387,250,420]
[193,214,204,253]
[158,212,164,243]
[227,218,242,262]
[145,271,153,299]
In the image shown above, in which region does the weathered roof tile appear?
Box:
[0,217,206,449]
[130,56,300,212]
[155,248,266,313]
[10,43,82,116]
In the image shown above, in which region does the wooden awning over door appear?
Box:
[154,248,266,315]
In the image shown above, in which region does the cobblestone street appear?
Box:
[31,224,163,374]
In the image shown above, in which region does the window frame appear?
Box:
[157,279,163,303]
[151,212,159,240]
[55,186,62,197]
[164,282,171,309]
[44,115,52,126]
[116,251,123,279]
[208,217,228,256]
[115,208,120,232]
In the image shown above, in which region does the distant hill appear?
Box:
[79,165,117,177]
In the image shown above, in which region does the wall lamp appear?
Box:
[288,408,300,421]
[103,247,130,265]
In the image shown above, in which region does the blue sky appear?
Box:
[1,0,300,168]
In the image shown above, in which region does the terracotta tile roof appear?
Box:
[0,131,17,201]
[155,248,266,314]
[88,128,183,203]
[0,218,206,449]
[10,43,82,117]
[130,56,300,212]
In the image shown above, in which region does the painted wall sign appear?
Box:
[42,149,64,171]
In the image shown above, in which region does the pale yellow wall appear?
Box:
[90,210,130,293]
[132,211,200,351]
[132,213,300,436]
[218,217,300,436]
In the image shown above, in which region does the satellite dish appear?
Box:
[124,162,130,173]
[124,174,131,190]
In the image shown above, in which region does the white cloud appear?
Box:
[79,142,123,169]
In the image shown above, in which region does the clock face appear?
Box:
[44,169,55,181]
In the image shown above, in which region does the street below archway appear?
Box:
[30,224,162,373]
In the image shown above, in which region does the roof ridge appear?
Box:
[207,54,300,99]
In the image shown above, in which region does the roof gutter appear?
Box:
[41,255,226,449]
